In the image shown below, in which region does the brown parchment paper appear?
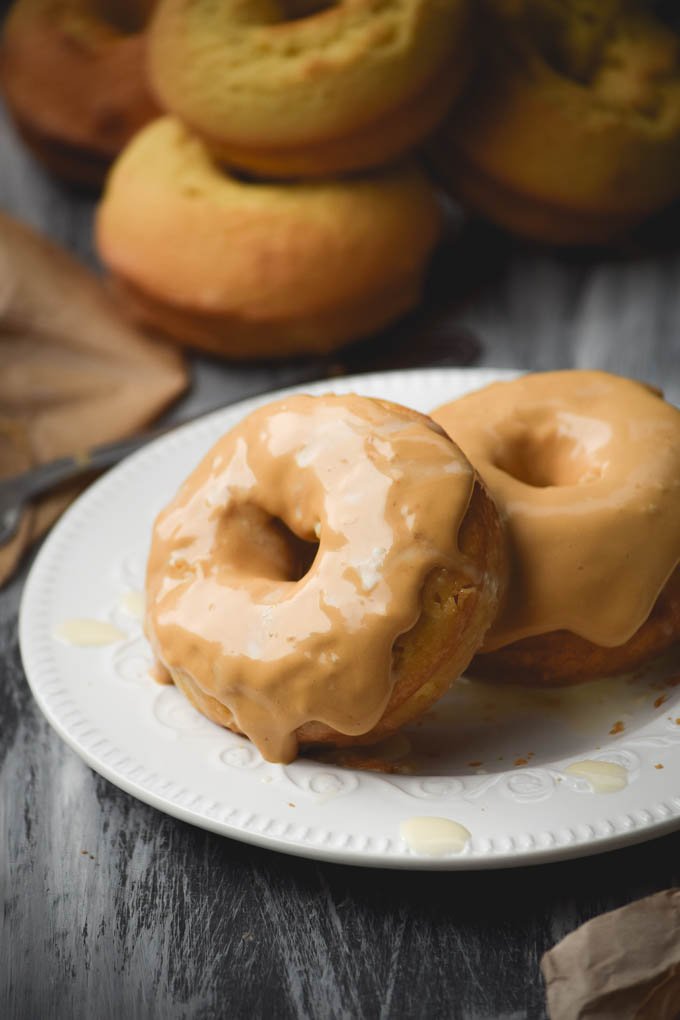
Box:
[0,210,188,584]
[541,888,680,1020]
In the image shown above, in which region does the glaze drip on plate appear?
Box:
[400,816,471,855]
[54,618,126,647]
[565,759,628,794]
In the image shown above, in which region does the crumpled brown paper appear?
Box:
[0,211,188,584]
[541,888,680,1020]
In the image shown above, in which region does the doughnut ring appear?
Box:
[147,0,474,178]
[145,394,507,761]
[433,371,680,685]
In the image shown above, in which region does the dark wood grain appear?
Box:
[1,91,680,1020]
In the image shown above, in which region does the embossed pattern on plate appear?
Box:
[19,369,680,869]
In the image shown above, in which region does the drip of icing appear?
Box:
[565,759,628,793]
[400,816,471,856]
[120,590,145,619]
[150,661,172,685]
[54,618,125,647]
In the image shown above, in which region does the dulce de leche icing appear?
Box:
[145,394,478,763]
[432,371,680,651]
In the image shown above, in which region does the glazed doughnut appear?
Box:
[145,394,507,763]
[430,0,680,244]
[0,0,159,188]
[432,371,680,685]
[96,117,442,359]
[147,0,474,178]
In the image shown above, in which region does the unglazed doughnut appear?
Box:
[145,394,507,763]
[0,0,159,188]
[430,0,680,244]
[147,0,474,178]
[96,117,442,359]
[433,371,680,685]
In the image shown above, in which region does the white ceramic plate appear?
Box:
[20,368,680,869]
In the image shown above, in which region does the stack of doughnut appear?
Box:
[3,3,679,364]
[93,0,476,359]
[145,372,680,763]
[5,1,680,248]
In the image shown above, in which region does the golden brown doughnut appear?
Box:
[147,0,475,178]
[96,117,443,359]
[433,371,680,685]
[430,0,680,244]
[145,394,507,762]
[0,0,159,188]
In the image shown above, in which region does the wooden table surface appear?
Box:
[1,98,679,1020]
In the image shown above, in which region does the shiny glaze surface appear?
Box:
[146,394,477,762]
[433,371,680,650]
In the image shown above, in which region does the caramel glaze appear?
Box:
[145,394,479,763]
[433,371,680,652]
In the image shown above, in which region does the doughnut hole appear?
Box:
[214,503,318,581]
[282,1,336,21]
[96,0,156,33]
[493,426,604,487]
[526,1,622,84]
[299,479,508,749]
